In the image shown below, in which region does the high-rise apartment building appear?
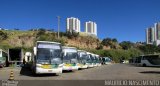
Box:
[85,21,97,36]
[146,27,155,44]
[155,22,160,40]
[66,17,80,33]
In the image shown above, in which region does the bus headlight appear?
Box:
[58,64,63,67]
[77,64,81,66]
[36,64,42,68]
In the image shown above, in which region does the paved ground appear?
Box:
[0,63,160,80]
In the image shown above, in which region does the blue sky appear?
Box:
[0,0,160,42]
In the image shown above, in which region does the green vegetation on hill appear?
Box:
[0,29,160,62]
[89,48,142,62]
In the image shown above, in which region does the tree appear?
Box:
[59,32,66,37]
[101,38,118,49]
[36,28,46,38]
[101,38,112,46]
[112,38,118,43]
[138,44,160,54]
[66,31,79,39]
[96,44,103,50]
[120,41,133,50]
[0,31,8,40]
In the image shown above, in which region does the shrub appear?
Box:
[90,48,142,63]
[66,31,79,39]
[0,31,8,40]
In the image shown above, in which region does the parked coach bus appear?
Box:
[95,55,101,66]
[86,52,94,68]
[91,54,98,67]
[135,55,160,67]
[32,41,63,74]
[77,50,88,69]
[103,57,112,65]
[62,46,79,71]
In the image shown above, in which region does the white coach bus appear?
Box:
[86,52,94,68]
[32,41,63,74]
[62,46,79,71]
[77,50,88,69]
[95,55,102,66]
[136,55,160,67]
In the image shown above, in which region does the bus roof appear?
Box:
[62,46,77,49]
[62,47,77,53]
[86,52,92,54]
[37,41,61,44]
[91,53,95,56]
[95,54,99,57]
[77,50,86,52]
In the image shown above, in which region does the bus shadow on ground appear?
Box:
[62,68,87,73]
[139,71,160,74]
[20,67,59,77]
[62,70,75,73]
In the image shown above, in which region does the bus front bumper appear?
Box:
[93,63,98,67]
[86,63,94,68]
[97,63,102,66]
[62,66,78,71]
[78,65,88,69]
[105,62,112,65]
[36,67,62,74]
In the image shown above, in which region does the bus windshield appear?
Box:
[78,52,87,63]
[91,55,97,63]
[79,52,87,60]
[96,57,99,63]
[64,52,78,60]
[86,54,92,63]
[37,48,62,64]
[105,57,111,62]
[90,55,95,61]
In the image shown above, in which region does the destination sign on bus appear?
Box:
[38,43,60,49]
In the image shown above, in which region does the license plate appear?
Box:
[42,65,51,69]
[48,70,52,72]
[65,64,71,67]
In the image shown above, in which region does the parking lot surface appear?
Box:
[0,64,160,80]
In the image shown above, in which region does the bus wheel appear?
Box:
[54,73,58,76]
[143,64,146,67]
[3,63,7,67]
[1,64,4,68]
[32,71,36,76]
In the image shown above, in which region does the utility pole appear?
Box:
[57,16,60,39]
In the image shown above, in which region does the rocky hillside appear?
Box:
[0,30,101,51]
[0,30,145,62]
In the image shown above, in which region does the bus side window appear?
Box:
[142,56,146,60]
[61,52,64,60]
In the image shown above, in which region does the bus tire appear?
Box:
[32,71,36,76]
[143,64,146,67]
[3,65,5,67]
